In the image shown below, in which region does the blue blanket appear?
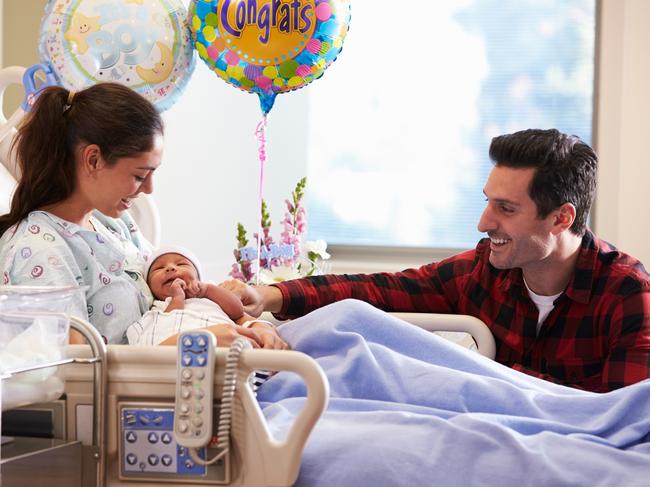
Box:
[258,300,650,486]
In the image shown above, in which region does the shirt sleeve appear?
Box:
[272,250,478,320]
[126,311,157,346]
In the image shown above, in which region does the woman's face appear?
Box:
[90,133,164,218]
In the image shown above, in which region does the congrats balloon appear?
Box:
[39,0,195,111]
[189,0,351,114]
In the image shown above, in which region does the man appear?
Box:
[223,129,650,392]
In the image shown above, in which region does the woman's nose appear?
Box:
[140,174,154,195]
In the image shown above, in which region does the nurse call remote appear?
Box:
[174,331,216,448]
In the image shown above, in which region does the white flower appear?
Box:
[302,240,331,260]
[257,265,303,284]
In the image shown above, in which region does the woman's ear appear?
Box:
[551,203,576,234]
[78,144,104,176]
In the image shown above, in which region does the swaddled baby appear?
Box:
[126,246,282,351]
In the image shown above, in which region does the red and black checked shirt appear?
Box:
[274,231,650,392]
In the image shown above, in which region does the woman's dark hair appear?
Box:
[489,128,598,236]
[0,82,164,235]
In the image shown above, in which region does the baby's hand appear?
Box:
[170,278,186,299]
[186,280,209,299]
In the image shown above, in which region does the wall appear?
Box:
[594,0,650,265]
[1,0,649,278]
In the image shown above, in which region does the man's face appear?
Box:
[477,165,557,271]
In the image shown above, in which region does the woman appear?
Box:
[0,82,282,348]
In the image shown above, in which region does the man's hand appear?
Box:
[219,280,284,316]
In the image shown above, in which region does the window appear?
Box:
[306,0,596,251]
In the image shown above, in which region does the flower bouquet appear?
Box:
[229,177,331,284]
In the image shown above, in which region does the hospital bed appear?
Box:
[0,66,497,486]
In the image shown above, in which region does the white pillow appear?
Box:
[0,158,16,215]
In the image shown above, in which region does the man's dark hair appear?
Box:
[489,128,598,235]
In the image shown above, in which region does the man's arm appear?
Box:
[220,256,470,320]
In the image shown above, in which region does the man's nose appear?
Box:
[477,205,494,233]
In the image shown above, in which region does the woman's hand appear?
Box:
[203,323,262,348]
[247,321,289,350]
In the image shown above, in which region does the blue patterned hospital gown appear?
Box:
[0,210,154,344]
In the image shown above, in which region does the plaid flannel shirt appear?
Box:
[274,231,650,392]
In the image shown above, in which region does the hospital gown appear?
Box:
[0,210,153,343]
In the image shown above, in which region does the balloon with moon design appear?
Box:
[39,0,195,111]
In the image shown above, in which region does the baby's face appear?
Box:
[147,253,198,299]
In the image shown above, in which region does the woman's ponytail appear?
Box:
[0,86,74,235]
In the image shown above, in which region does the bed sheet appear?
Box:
[258,299,650,486]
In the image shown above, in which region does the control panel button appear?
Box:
[192,417,203,427]
[181,369,192,381]
[182,354,192,366]
[178,420,189,433]
[161,433,172,444]
[197,336,207,347]
[196,370,205,380]
[147,454,159,466]
[125,431,137,443]
[181,386,192,399]
[147,432,159,444]
[126,453,138,465]
[197,355,207,366]
[182,336,193,347]
[161,455,173,467]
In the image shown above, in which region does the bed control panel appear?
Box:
[118,404,229,484]
[174,331,216,449]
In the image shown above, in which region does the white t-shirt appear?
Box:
[524,279,562,335]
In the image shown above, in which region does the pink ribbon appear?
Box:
[255,115,268,284]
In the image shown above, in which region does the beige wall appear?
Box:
[1,0,46,114]
[594,0,650,265]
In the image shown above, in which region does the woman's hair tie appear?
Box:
[63,90,76,114]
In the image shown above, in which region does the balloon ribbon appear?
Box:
[255,114,268,284]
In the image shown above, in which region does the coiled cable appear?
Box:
[189,337,251,465]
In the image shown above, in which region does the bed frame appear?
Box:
[0,64,496,486]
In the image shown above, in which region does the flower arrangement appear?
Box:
[229,177,331,284]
